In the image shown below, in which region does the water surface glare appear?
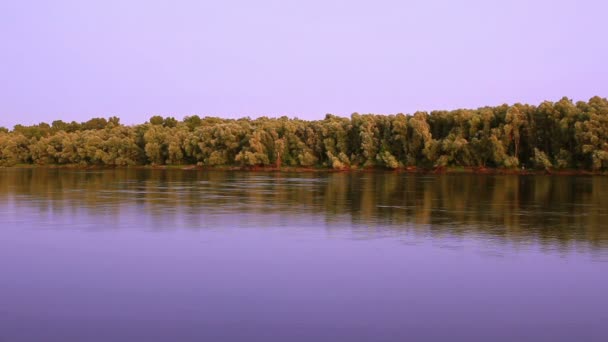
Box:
[1,169,607,342]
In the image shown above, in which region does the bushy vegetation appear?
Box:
[1,96,607,170]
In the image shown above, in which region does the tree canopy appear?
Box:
[1,97,607,170]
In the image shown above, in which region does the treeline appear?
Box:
[1,96,607,170]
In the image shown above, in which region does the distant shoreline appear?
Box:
[2,164,604,176]
[3,97,608,172]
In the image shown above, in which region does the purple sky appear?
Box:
[1,0,607,128]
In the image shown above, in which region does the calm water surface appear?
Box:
[1,169,607,342]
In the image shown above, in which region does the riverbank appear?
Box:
[2,164,605,175]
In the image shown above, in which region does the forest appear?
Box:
[1,96,607,171]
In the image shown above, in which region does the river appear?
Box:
[1,169,607,341]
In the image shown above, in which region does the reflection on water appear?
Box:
[1,168,607,250]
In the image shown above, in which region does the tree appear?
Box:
[408,112,433,166]
[144,125,168,164]
[0,97,606,170]
[183,115,202,131]
[505,106,524,157]
[83,117,108,130]
[149,115,164,126]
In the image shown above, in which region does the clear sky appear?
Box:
[1,0,607,128]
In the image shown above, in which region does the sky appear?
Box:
[1,0,607,128]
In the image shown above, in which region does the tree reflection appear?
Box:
[1,169,606,249]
